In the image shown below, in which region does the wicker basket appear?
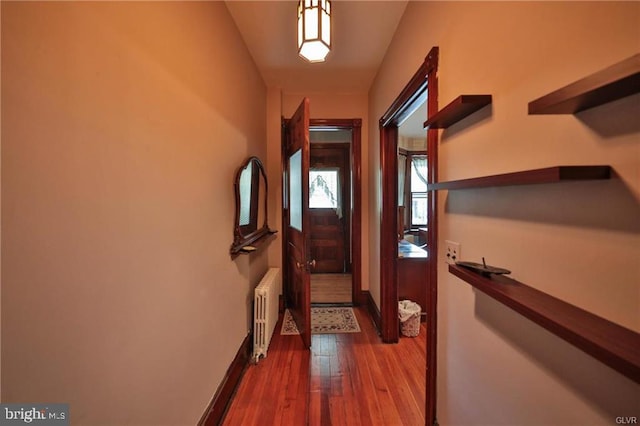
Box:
[400,312,421,337]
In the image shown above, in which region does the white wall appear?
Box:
[2,2,267,424]
[369,2,639,424]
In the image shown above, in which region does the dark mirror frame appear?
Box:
[230,156,275,256]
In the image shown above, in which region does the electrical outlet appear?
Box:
[445,240,460,265]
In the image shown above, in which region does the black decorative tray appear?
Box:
[455,259,511,276]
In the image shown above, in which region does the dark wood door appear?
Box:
[309,144,350,273]
[284,98,312,349]
[309,209,344,272]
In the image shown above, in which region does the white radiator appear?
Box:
[253,268,281,362]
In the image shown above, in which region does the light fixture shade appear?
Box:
[297,0,331,63]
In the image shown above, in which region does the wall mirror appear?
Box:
[230,156,275,255]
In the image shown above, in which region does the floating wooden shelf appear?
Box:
[528,54,640,114]
[423,95,492,129]
[449,264,640,383]
[428,165,611,191]
[230,230,277,257]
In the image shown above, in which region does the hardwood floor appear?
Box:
[222,307,426,425]
[311,273,352,304]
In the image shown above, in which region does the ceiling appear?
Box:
[225,1,408,93]
[398,100,427,138]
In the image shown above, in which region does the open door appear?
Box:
[283,98,312,348]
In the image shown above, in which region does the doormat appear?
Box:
[280,307,361,335]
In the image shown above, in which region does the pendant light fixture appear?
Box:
[297,0,332,63]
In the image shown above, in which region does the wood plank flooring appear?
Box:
[222,307,426,425]
[311,273,352,304]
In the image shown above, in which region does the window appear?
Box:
[410,155,428,226]
[309,169,339,209]
[398,151,427,229]
[289,149,302,231]
[398,152,406,207]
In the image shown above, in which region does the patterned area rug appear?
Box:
[281,307,361,335]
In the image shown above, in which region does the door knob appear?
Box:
[295,260,316,271]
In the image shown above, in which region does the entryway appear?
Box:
[378,47,438,424]
[282,111,362,349]
[309,129,354,305]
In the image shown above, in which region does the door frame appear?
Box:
[379,47,438,424]
[282,118,363,307]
